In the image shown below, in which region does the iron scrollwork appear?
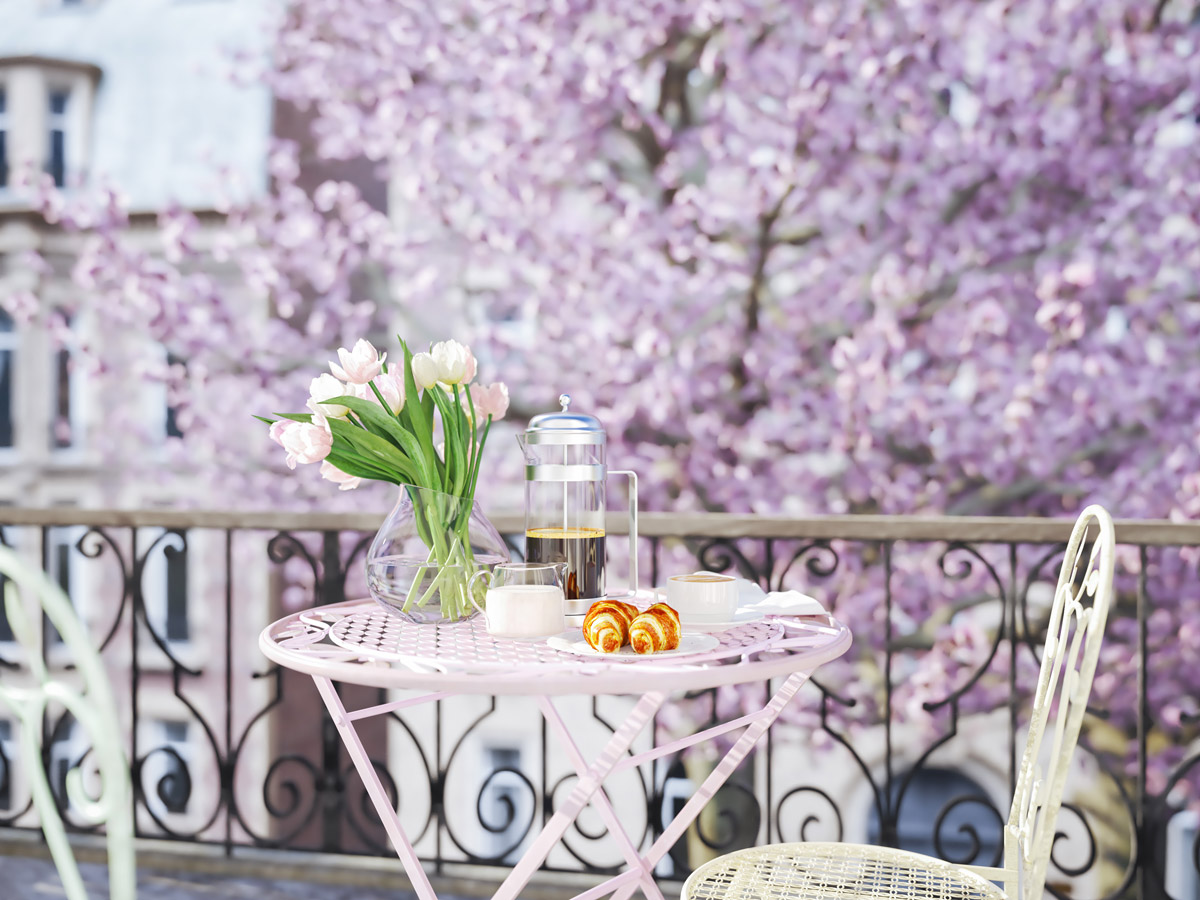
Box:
[932,794,1005,867]
[773,786,844,844]
[0,511,1193,900]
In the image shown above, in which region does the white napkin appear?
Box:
[737,581,828,617]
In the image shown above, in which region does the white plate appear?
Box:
[546,629,720,661]
[681,607,766,633]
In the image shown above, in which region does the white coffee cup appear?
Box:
[664,571,739,623]
[469,563,566,640]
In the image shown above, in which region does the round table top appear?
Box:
[259,599,851,696]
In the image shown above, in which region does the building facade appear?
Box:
[0,0,277,849]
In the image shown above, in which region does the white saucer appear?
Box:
[680,607,765,633]
[546,629,720,661]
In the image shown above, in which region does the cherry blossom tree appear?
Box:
[5,0,1200,807]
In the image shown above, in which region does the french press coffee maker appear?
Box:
[517,395,639,618]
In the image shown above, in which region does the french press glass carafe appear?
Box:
[517,395,638,617]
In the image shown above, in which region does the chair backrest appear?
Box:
[0,544,135,900]
[1005,505,1114,900]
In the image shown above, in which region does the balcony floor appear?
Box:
[1,855,473,899]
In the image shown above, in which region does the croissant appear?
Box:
[629,603,681,654]
[583,600,639,653]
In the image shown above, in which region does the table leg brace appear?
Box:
[490,691,667,900]
[538,696,667,900]
[608,670,811,900]
[313,676,439,900]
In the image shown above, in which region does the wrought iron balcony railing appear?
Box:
[0,507,1195,900]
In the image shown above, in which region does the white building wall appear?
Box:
[0,0,273,210]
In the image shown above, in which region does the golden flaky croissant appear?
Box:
[583,600,639,653]
[629,603,681,654]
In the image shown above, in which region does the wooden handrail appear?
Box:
[0,508,1196,546]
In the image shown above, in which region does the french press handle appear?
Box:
[607,470,639,599]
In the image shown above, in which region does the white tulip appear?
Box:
[411,352,440,390]
[429,339,475,385]
[308,373,350,420]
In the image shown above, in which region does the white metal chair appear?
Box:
[682,505,1116,900]
[0,544,135,899]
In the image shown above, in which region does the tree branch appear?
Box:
[1150,0,1170,28]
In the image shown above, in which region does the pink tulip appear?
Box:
[268,420,290,445]
[365,370,405,414]
[320,460,361,491]
[470,382,509,424]
[278,421,332,468]
[330,338,385,384]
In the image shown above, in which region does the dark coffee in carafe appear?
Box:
[525,527,605,601]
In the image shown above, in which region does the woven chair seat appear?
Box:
[684,842,1007,900]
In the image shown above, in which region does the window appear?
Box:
[48,716,82,807]
[51,528,73,599]
[165,537,188,642]
[659,759,696,877]
[165,401,183,439]
[867,768,1002,866]
[142,529,189,644]
[0,310,14,449]
[0,570,12,642]
[52,344,71,449]
[0,59,98,192]
[0,86,8,188]
[47,526,82,644]
[165,353,185,439]
[481,746,528,863]
[0,719,13,810]
[1167,810,1200,900]
[50,315,83,452]
[146,720,191,816]
[0,530,20,643]
[46,89,69,187]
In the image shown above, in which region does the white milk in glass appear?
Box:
[484,584,564,639]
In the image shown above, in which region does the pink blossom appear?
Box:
[278,421,332,469]
[330,338,384,384]
[470,382,509,424]
[320,460,361,491]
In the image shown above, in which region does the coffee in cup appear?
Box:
[664,571,739,623]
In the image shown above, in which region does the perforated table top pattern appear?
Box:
[260,599,852,696]
[326,605,785,670]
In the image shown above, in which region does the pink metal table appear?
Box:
[259,599,851,900]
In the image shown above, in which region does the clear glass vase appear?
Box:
[366,484,510,624]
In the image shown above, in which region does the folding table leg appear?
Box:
[490,691,667,900]
[608,670,811,900]
[538,696,667,900]
[313,676,439,900]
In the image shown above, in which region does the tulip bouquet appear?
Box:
[260,337,510,621]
